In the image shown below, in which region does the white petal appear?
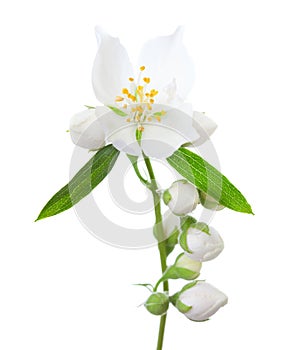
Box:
[92,27,133,105]
[138,27,194,100]
[191,111,217,146]
[141,124,186,158]
[98,112,141,156]
[70,107,106,149]
[180,282,228,321]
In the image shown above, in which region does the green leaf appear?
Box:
[107,105,128,116]
[167,148,253,214]
[36,145,119,221]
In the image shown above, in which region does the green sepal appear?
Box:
[176,299,192,314]
[180,216,197,233]
[162,189,172,205]
[179,230,193,254]
[160,265,200,282]
[107,105,128,116]
[133,283,154,292]
[192,222,210,235]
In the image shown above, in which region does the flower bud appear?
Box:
[163,180,199,216]
[175,254,202,276]
[156,254,201,288]
[199,191,225,211]
[70,109,105,149]
[174,281,228,321]
[180,223,224,262]
[145,292,169,316]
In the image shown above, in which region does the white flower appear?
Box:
[70,108,106,149]
[181,225,224,262]
[163,180,199,216]
[178,282,228,321]
[70,27,217,158]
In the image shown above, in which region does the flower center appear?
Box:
[114,66,166,132]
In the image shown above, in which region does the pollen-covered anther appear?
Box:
[150,89,159,97]
[143,77,150,84]
[126,118,131,122]
[122,88,129,94]
[122,104,128,109]
[115,96,124,102]
[150,98,155,104]
[140,66,146,71]
[128,94,136,102]
[129,77,134,82]
[156,116,161,122]
[147,117,152,121]
[138,125,145,131]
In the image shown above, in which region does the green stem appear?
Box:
[142,153,168,350]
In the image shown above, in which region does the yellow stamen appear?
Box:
[136,106,144,113]
[136,115,141,121]
[150,98,154,104]
[137,85,143,91]
[138,125,145,131]
[128,94,136,102]
[150,89,158,96]
[129,77,134,82]
[143,77,150,84]
[115,96,124,102]
[147,104,152,111]
[126,118,131,122]
[156,116,161,122]
[122,88,129,94]
[161,110,166,116]
[147,117,152,122]
[140,66,145,71]
[122,104,128,109]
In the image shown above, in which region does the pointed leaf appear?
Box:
[167,148,253,214]
[36,145,119,221]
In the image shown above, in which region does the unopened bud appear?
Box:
[163,180,199,216]
[145,292,169,316]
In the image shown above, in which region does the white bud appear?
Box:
[178,282,228,321]
[163,180,199,216]
[162,210,180,239]
[175,254,202,274]
[181,225,224,262]
[199,191,225,211]
[70,109,105,149]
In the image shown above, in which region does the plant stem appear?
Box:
[142,153,168,350]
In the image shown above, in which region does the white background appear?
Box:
[1,0,291,349]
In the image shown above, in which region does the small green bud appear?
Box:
[145,292,169,316]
